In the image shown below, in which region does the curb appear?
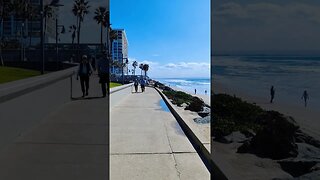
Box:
[0,68,75,104]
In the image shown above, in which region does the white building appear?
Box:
[111,29,128,75]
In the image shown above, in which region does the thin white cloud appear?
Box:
[127,57,209,78]
[164,62,209,69]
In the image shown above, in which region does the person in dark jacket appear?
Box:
[97,52,109,97]
[134,79,139,93]
[301,90,309,107]
[270,85,275,103]
[140,78,146,92]
[77,55,93,97]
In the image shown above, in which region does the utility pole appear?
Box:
[40,0,44,74]
[56,18,58,70]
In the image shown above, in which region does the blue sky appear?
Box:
[110,0,210,78]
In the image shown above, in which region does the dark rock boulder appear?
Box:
[278,159,319,177]
[163,86,173,91]
[237,141,251,153]
[224,131,248,143]
[295,130,320,149]
[213,136,232,144]
[198,106,211,117]
[237,111,300,160]
[194,115,210,124]
[241,129,256,138]
[294,170,320,180]
[185,97,204,112]
[296,143,320,159]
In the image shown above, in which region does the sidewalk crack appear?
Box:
[162,119,181,179]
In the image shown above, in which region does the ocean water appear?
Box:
[156,78,210,95]
[213,55,320,108]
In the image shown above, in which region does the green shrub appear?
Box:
[212,94,265,136]
[163,90,193,106]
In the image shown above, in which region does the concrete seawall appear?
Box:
[0,68,76,151]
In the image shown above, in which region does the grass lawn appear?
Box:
[110,82,122,88]
[0,66,40,84]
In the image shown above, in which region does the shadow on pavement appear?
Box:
[71,96,105,101]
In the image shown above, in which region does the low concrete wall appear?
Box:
[155,87,227,180]
[0,68,76,151]
[110,83,133,108]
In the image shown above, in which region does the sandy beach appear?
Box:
[213,76,320,141]
[169,86,210,106]
[209,77,320,179]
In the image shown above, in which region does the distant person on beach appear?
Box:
[97,52,108,98]
[140,78,146,92]
[301,90,309,107]
[195,89,197,95]
[270,86,275,103]
[77,55,93,97]
[205,90,207,95]
[134,79,139,93]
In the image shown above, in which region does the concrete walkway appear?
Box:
[0,75,108,180]
[110,87,209,180]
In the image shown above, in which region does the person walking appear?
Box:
[195,89,197,95]
[97,52,109,98]
[91,56,96,71]
[77,55,93,97]
[205,90,207,95]
[134,79,139,93]
[140,78,146,92]
[270,85,275,103]
[301,90,309,107]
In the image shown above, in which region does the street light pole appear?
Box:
[40,0,44,74]
[56,18,58,70]
[55,5,64,71]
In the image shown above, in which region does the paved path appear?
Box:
[0,75,108,180]
[110,87,209,180]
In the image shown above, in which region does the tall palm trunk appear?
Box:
[77,17,81,62]
[100,23,103,50]
[0,46,3,66]
[29,17,33,46]
[0,17,4,66]
[44,17,47,42]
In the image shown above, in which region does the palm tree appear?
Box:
[43,3,54,40]
[143,64,149,77]
[0,0,13,66]
[93,6,108,50]
[72,0,90,61]
[110,29,118,40]
[16,0,35,61]
[69,25,77,46]
[27,5,38,46]
[139,63,144,76]
[132,61,138,75]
